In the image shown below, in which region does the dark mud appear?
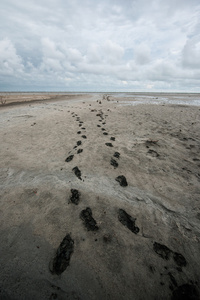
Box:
[118,209,139,234]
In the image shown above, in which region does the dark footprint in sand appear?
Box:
[77,149,83,154]
[80,207,99,231]
[69,189,80,205]
[103,132,108,135]
[101,128,106,131]
[114,152,120,158]
[77,141,82,146]
[97,125,101,127]
[77,131,81,134]
[153,242,187,267]
[79,124,82,127]
[153,242,171,260]
[82,135,87,139]
[65,155,74,162]
[110,137,115,141]
[118,209,139,234]
[105,143,113,147]
[110,158,118,168]
[147,149,159,157]
[81,127,86,130]
[72,166,82,180]
[115,175,128,186]
[50,234,74,275]
[102,122,106,125]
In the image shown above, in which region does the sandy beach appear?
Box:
[0,93,200,299]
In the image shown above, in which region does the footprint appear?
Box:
[110,158,118,168]
[69,189,80,205]
[49,234,74,275]
[82,135,87,139]
[77,141,82,146]
[77,131,81,134]
[72,166,82,180]
[153,242,187,267]
[65,155,74,162]
[114,152,120,159]
[80,207,99,231]
[77,149,83,154]
[153,242,171,260]
[101,128,106,131]
[147,149,160,157]
[118,209,139,234]
[97,125,101,127]
[81,127,86,130]
[110,137,115,141]
[105,143,113,147]
[103,132,108,135]
[115,175,128,186]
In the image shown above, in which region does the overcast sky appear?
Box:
[0,0,200,92]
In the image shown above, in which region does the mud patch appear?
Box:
[80,207,99,231]
[69,189,80,205]
[118,209,139,234]
[115,175,128,186]
[50,234,74,275]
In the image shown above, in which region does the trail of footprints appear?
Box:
[49,96,197,300]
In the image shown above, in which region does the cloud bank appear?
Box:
[0,0,200,91]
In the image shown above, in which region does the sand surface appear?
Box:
[0,93,200,299]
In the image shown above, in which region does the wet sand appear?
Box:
[0,93,200,299]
